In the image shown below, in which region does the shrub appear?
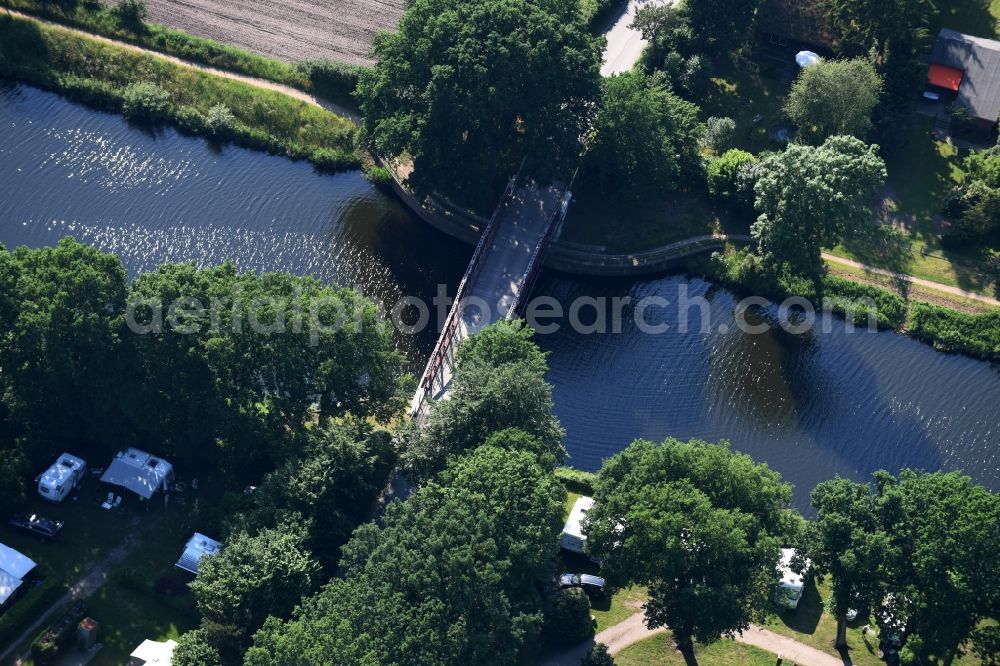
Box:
[820,275,907,330]
[363,164,393,186]
[174,105,207,133]
[707,149,755,201]
[544,587,593,648]
[121,81,171,119]
[907,301,1000,360]
[310,147,357,172]
[111,0,147,29]
[205,103,236,136]
[555,467,597,495]
[297,58,366,101]
[173,629,222,666]
[583,643,616,666]
[703,116,736,153]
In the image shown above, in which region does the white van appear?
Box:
[775,548,811,609]
[37,453,87,503]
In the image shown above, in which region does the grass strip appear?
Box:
[0,15,360,171]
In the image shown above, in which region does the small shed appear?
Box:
[100,449,175,500]
[175,533,222,575]
[129,639,177,665]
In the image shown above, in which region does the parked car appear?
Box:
[558,573,606,598]
[8,513,65,540]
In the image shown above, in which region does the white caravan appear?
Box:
[37,453,87,503]
[775,547,811,609]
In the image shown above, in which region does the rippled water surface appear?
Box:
[0,83,470,367]
[3,83,999,509]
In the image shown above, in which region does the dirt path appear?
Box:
[6,10,360,122]
[543,612,846,665]
[0,526,149,666]
[821,252,1000,307]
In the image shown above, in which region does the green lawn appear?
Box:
[616,631,777,666]
[0,477,141,649]
[703,55,793,155]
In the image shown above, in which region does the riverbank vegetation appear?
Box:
[0,15,360,171]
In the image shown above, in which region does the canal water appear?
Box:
[3,82,998,509]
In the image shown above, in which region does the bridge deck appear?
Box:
[460,183,566,336]
[411,180,567,415]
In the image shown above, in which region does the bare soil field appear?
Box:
[136,0,404,65]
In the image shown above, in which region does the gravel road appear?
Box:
[135,0,404,65]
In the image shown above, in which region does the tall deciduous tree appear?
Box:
[246,446,565,665]
[876,470,1000,664]
[785,58,883,144]
[582,72,703,195]
[404,321,564,482]
[684,0,761,50]
[824,0,936,58]
[585,438,794,652]
[356,0,602,212]
[190,521,321,639]
[807,477,891,648]
[752,135,886,276]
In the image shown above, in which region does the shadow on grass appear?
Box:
[774,577,823,636]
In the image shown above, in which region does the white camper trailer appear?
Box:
[560,496,594,555]
[775,548,811,609]
[37,453,87,503]
[100,448,175,501]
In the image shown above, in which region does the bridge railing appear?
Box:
[411,170,521,418]
[507,188,572,319]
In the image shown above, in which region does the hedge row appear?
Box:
[555,467,597,495]
[907,301,1000,361]
[0,16,360,172]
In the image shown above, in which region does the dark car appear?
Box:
[558,573,606,598]
[8,513,64,540]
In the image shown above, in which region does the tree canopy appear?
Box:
[245,445,566,665]
[582,72,703,195]
[404,320,565,482]
[356,0,603,212]
[785,58,883,144]
[684,0,761,50]
[584,438,794,649]
[806,477,891,648]
[752,135,886,276]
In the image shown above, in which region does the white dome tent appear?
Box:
[795,50,822,68]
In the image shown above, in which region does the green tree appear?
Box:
[190,521,321,639]
[544,588,593,647]
[0,238,126,452]
[630,4,690,65]
[825,0,935,58]
[582,72,703,195]
[707,148,756,201]
[172,629,222,666]
[684,0,761,50]
[240,419,397,571]
[124,262,402,478]
[876,470,1000,664]
[585,438,794,652]
[752,135,886,276]
[583,643,616,666]
[404,321,564,482]
[356,0,603,211]
[785,58,883,144]
[807,477,891,648]
[248,447,564,665]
